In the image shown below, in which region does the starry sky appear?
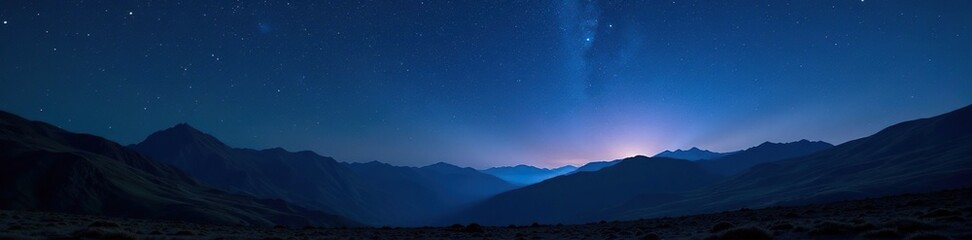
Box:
[1,1,970,168]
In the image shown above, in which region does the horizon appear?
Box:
[2,1,970,168]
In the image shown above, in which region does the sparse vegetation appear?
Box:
[710,222,735,232]
[889,218,936,233]
[705,226,772,240]
[461,223,484,233]
[0,188,969,239]
[809,221,853,235]
[906,233,952,240]
[72,227,138,240]
[862,228,900,239]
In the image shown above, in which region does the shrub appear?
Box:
[705,227,772,240]
[88,221,121,228]
[809,221,853,235]
[462,223,484,233]
[769,222,794,230]
[711,222,735,233]
[639,232,660,240]
[906,233,952,240]
[862,228,900,239]
[0,233,34,240]
[889,219,936,233]
[921,209,959,218]
[72,228,138,240]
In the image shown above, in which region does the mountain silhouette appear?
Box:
[653,147,730,161]
[130,124,384,223]
[614,104,972,220]
[695,140,833,176]
[0,111,357,226]
[451,156,723,225]
[132,124,515,226]
[419,162,518,201]
[346,161,517,225]
[568,159,621,174]
[480,164,578,185]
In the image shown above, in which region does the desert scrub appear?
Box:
[809,221,853,235]
[710,222,735,233]
[72,227,138,240]
[888,218,936,233]
[705,226,772,240]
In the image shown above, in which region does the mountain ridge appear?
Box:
[0,110,357,227]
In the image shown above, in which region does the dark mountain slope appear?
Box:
[453,156,723,225]
[345,161,517,226]
[617,104,972,220]
[0,111,356,226]
[480,164,577,186]
[696,140,833,176]
[568,159,620,174]
[130,124,386,224]
[133,125,517,226]
[420,162,518,201]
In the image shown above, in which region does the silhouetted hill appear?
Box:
[616,104,972,220]
[419,162,518,201]
[132,125,516,226]
[452,156,723,225]
[653,147,730,161]
[568,159,621,174]
[0,111,356,227]
[696,140,833,176]
[130,124,384,224]
[480,164,577,185]
[345,161,517,225]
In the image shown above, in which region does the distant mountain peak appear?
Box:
[653,147,727,161]
[133,123,234,158]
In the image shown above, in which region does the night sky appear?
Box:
[1,1,970,168]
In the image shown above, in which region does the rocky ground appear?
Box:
[2,188,971,240]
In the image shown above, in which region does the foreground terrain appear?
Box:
[2,188,970,240]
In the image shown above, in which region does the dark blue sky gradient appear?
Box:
[1,1,970,168]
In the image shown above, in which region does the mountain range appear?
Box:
[1,104,970,228]
[695,140,834,176]
[653,147,730,161]
[615,104,972,220]
[449,139,833,225]
[0,111,356,226]
[480,165,578,185]
[130,124,514,226]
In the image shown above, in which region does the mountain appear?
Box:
[615,104,972,220]
[695,140,833,176]
[568,159,621,174]
[480,164,578,185]
[0,111,356,226]
[653,147,730,161]
[419,162,519,201]
[132,124,516,226]
[452,156,723,225]
[346,161,517,225]
[130,124,389,224]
